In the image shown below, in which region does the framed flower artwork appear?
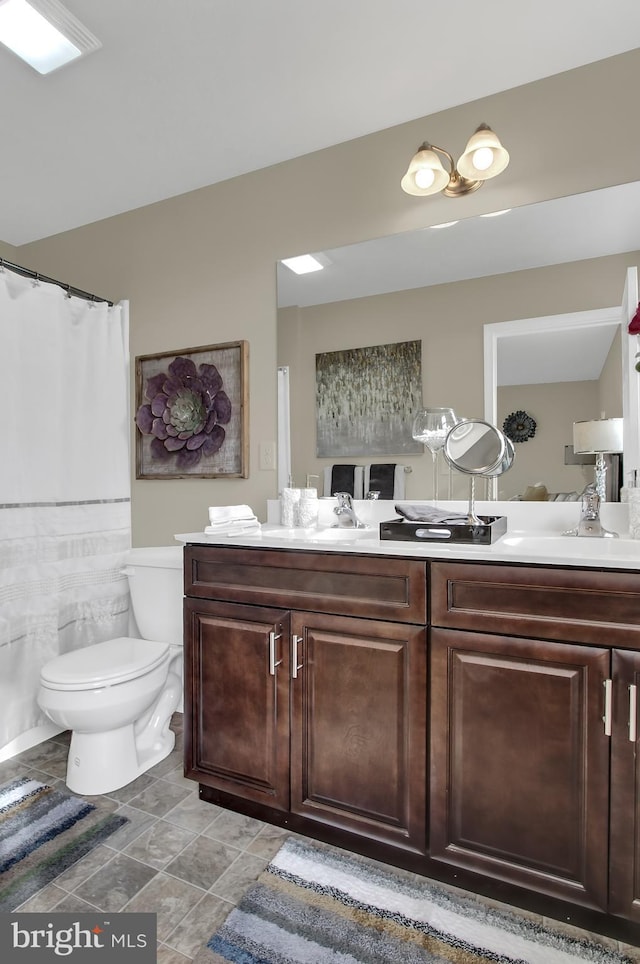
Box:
[134,341,249,479]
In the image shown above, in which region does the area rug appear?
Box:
[0,775,127,911]
[202,837,634,964]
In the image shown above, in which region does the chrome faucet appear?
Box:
[333,492,367,528]
[568,483,618,538]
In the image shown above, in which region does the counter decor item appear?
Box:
[382,419,515,542]
[134,340,248,479]
[411,407,457,503]
[626,487,640,539]
[205,504,260,536]
[502,410,536,443]
[280,487,301,527]
[380,507,508,545]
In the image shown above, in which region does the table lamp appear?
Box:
[573,417,623,502]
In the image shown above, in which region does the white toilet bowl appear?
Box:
[37,546,184,795]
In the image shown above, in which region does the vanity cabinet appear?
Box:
[608,649,640,922]
[183,544,640,938]
[184,546,427,855]
[185,599,291,811]
[430,561,640,924]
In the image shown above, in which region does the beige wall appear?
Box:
[498,327,624,500]
[599,326,623,418]
[0,240,17,260]
[12,49,640,544]
[279,251,639,501]
[497,382,598,499]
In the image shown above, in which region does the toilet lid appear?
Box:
[40,637,170,691]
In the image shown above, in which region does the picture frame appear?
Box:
[135,340,249,479]
[315,339,423,457]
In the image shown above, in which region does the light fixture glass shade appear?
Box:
[573,417,623,454]
[457,125,509,181]
[401,147,450,197]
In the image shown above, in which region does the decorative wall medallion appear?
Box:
[502,410,537,443]
[134,341,249,478]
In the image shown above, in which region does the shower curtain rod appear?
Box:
[0,257,113,306]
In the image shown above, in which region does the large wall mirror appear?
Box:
[277,181,640,502]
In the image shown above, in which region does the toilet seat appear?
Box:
[40,637,170,691]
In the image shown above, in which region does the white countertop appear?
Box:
[176,499,640,570]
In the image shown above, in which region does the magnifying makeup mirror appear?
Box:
[443,419,514,523]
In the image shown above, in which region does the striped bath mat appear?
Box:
[0,776,127,911]
[202,837,633,964]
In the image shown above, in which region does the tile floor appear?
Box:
[2,713,639,962]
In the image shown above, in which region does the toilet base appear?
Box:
[65,723,176,796]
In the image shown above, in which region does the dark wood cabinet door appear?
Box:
[430,628,610,909]
[290,611,427,854]
[609,649,640,922]
[184,598,290,810]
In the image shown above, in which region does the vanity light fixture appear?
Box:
[401,124,509,198]
[0,0,101,74]
[281,254,325,275]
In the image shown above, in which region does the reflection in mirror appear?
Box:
[278,182,640,308]
[483,306,623,501]
[277,182,640,503]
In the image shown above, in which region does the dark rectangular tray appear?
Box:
[379,515,507,546]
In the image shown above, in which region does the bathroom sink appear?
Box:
[309,527,377,542]
[499,533,640,560]
[262,526,377,543]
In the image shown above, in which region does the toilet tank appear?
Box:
[124,546,184,646]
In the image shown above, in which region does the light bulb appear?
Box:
[471,147,494,172]
[414,168,436,190]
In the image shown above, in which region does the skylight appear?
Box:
[0,0,101,74]
[281,254,325,275]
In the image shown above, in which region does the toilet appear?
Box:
[37,546,184,796]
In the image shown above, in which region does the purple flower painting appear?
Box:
[134,342,248,479]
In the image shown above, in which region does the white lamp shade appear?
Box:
[401,147,450,196]
[457,126,509,181]
[573,417,623,454]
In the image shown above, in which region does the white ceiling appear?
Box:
[3,0,640,246]
[497,323,618,388]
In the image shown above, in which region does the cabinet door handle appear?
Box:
[292,634,304,679]
[603,679,613,737]
[629,684,638,743]
[269,631,282,676]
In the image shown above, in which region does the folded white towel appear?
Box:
[206,515,258,529]
[208,504,256,524]
[204,519,261,537]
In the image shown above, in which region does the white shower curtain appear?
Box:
[0,268,131,750]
